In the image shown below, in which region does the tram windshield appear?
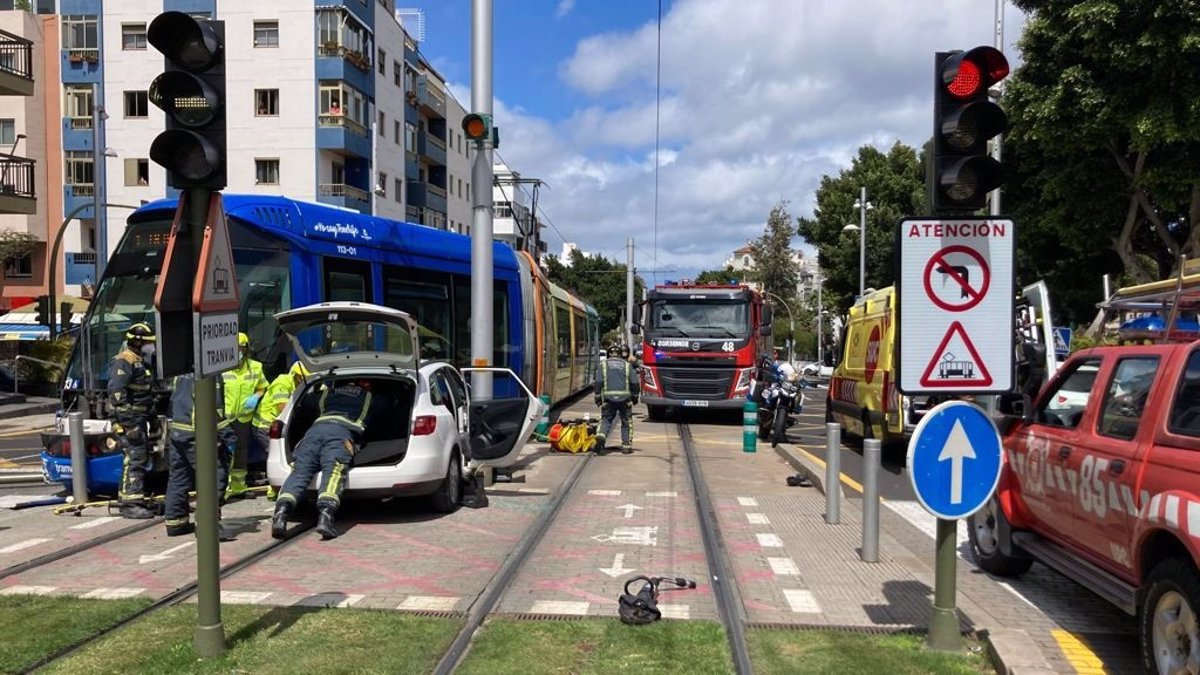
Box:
[62,218,293,391]
[646,300,750,339]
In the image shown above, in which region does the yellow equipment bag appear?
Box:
[550,419,596,453]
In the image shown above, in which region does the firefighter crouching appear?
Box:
[164,373,236,541]
[108,322,160,519]
[272,378,378,540]
[595,344,639,454]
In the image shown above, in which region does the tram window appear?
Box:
[452,277,510,368]
[324,257,372,303]
[383,267,452,363]
[236,248,291,379]
[556,303,571,368]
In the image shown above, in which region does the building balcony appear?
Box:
[61,48,101,82]
[417,133,446,166]
[416,74,446,118]
[317,42,371,72]
[62,117,96,151]
[317,183,370,212]
[315,44,372,94]
[0,156,35,215]
[407,181,447,214]
[0,29,33,97]
[316,115,371,159]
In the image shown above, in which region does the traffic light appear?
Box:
[59,301,72,333]
[147,12,226,190]
[462,113,494,145]
[33,294,50,327]
[932,46,1009,213]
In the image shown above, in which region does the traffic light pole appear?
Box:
[469,0,494,399]
[188,188,226,657]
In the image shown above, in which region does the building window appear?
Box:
[377,171,387,197]
[123,158,149,186]
[316,8,371,62]
[64,85,93,123]
[255,89,279,116]
[404,122,416,153]
[4,253,32,279]
[0,119,14,146]
[378,49,386,75]
[64,151,94,187]
[393,60,402,87]
[458,177,463,198]
[121,23,147,50]
[255,159,280,185]
[319,82,368,129]
[62,15,98,50]
[394,120,401,145]
[331,162,345,185]
[123,90,149,118]
[378,110,385,136]
[394,177,402,203]
[253,21,279,48]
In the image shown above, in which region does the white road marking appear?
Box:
[0,538,50,554]
[530,600,590,615]
[516,488,549,495]
[221,591,272,604]
[747,513,770,525]
[738,497,758,507]
[756,533,783,548]
[783,589,821,613]
[591,526,658,546]
[398,596,461,611]
[646,491,677,498]
[0,585,56,596]
[658,604,690,619]
[82,587,144,599]
[768,557,799,575]
[588,489,622,496]
[69,516,121,530]
[617,504,643,518]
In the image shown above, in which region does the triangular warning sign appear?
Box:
[192,193,241,313]
[919,321,993,388]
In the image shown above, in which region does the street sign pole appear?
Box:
[468,0,494,400]
[188,188,226,657]
[929,518,960,650]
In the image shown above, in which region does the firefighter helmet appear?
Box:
[125,322,156,343]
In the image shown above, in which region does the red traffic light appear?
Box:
[940,46,1008,100]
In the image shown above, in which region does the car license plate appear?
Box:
[682,400,709,408]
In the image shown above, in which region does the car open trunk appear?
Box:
[283,375,417,467]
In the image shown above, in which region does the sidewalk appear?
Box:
[776,445,1139,675]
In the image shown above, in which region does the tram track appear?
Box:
[0,517,162,582]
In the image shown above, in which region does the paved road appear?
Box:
[0,431,46,464]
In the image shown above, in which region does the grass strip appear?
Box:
[457,618,732,675]
[0,594,153,674]
[38,603,463,675]
[747,627,991,674]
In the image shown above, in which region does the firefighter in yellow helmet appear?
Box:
[251,360,309,459]
[221,332,268,498]
[108,322,160,519]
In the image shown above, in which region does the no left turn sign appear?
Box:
[923,245,989,312]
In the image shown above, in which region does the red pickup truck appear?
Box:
[968,341,1200,674]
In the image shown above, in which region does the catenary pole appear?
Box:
[469,0,494,398]
[626,237,634,347]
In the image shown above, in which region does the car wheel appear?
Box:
[647,405,665,422]
[429,450,462,514]
[967,496,1033,577]
[1141,557,1200,675]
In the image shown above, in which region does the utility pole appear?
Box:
[469,0,495,397]
[91,84,107,282]
[858,186,867,296]
[817,275,824,366]
[626,237,634,347]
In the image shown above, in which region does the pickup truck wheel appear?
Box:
[1141,558,1200,675]
[967,497,1033,577]
[429,450,462,514]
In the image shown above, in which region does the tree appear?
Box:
[14,0,30,10]
[748,202,799,305]
[693,266,745,285]
[797,143,926,314]
[544,249,645,339]
[1005,0,1200,305]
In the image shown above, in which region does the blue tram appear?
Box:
[42,195,599,495]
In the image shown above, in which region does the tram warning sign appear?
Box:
[898,218,1013,394]
[193,193,239,313]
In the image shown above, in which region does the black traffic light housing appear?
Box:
[59,301,72,333]
[932,46,1009,213]
[33,294,50,327]
[147,12,226,190]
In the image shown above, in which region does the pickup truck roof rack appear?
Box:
[1089,257,1200,344]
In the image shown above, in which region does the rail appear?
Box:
[0,156,35,199]
[318,183,369,203]
[318,113,367,137]
[0,29,33,81]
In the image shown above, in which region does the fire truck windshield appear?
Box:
[647,300,749,338]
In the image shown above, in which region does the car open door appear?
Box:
[460,367,545,471]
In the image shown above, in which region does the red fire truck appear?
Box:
[637,283,772,420]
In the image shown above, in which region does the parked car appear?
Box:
[968,340,1200,674]
[800,361,833,379]
[266,302,544,512]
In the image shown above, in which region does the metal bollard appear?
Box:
[743,400,758,453]
[824,423,841,524]
[68,412,88,504]
[862,438,881,562]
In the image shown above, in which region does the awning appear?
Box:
[0,323,49,341]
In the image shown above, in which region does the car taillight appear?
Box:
[269,420,283,439]
[413,415,437,436]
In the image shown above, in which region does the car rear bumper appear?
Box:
[267,439,447,497]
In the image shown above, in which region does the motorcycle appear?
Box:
[757,377,806,447]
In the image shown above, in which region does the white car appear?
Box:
[801,362,834,379]
[266,302,544,512]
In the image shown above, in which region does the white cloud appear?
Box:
[555,0,575,19]
[490,0,1026,277]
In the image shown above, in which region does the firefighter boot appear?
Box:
[225,468,249,500]
[270,502,293,540]
[316,505,340,540]
[165,521,195,537]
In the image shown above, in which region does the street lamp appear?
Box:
[46,201,138,340]
[842,186,873,297]
[764,291,795,365]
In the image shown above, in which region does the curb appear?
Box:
[980,628,1056,674]
[0,400,59,422]
[773,443,842,502]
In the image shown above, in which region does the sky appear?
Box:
[400,0,1027,281]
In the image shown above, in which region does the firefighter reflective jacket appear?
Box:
[108,347,156,414]
[222,358,268,424]
[596,359,637,403]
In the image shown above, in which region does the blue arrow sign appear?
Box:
[907,401,1003,520]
